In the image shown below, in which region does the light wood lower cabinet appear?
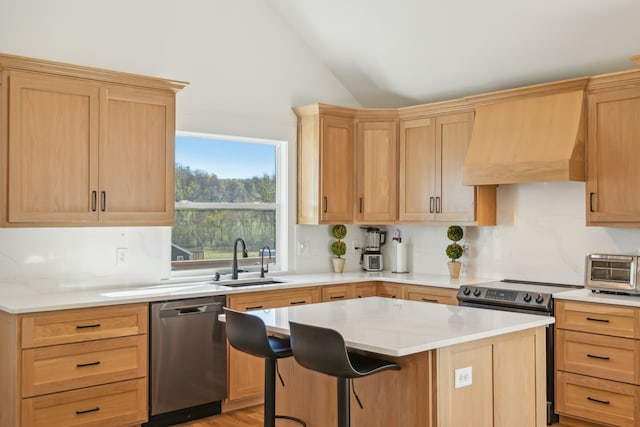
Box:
[226,288,320,403]
[556,300,640,426]
[0,303,148,427]
[21,378,146,427]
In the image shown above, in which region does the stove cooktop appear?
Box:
[456,280,583,313]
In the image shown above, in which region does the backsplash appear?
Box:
[0,227,171,290]
[295,182,640,285]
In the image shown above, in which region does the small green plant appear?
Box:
[331,224,347,258]
[445,225,464,262]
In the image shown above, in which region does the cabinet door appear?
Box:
[587,88,640,225]
[436,112,476,222]
[355,121,397,223]
[399,118,436,221]
[320,116,354,223]
[7,71,100,224]
[99,85,175,225]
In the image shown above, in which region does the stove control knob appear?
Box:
[535,294,544,304]
[462,287,471,296]
[473,288,481,297]
[523,293,532,303]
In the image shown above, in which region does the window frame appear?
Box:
[170,130,288,276]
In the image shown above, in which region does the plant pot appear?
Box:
[448,261,462,278]
[332,257,346,273]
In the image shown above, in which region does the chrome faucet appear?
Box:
[260,246,272,278]
[232,237,248,280]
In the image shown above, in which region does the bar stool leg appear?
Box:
[264,358,276,427]
[337,377,350,427]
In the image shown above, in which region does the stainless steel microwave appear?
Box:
[585,253,639,293]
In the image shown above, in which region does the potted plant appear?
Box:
[446,225,464,278]
[331,224,347,273]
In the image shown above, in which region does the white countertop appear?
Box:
[0,271,495,314]
[238,297,553,357]
[554,288,640,307]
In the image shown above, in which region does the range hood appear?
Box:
[462,78,589,185]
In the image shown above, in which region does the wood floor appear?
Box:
[176,405,569,426]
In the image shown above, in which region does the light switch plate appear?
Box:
[454,366,472,388]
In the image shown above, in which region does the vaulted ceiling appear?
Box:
[267,0,640,107]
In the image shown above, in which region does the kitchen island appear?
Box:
[241,297,552,427]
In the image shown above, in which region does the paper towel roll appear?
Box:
[392,241,408,273]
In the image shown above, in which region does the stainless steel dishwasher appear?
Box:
[147,295,227,426]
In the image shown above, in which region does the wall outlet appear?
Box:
[454,366,472,389]
[116,248,128,266]
[297,241,310,257]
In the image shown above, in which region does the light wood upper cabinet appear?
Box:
[295,104,355,224]
[7,71,100,224]
[320,116,355,223]
[99,85,175,225]
[0,53,187,227]
[399,117,436,221]
[399,111,495,225]
[587,86,640,225]
[355,120,398,223]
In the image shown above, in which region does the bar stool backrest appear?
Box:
[289,321,360,378]
[224,307,276,359]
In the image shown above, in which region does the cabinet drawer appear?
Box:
[21,378,146,427]
[322,285,353,302]
[376,282,404,299]
[229,288,317,311]
[22,303,148,348]
[557,329,640,384]
[405,285,458,305]
[556,371,639,427]
[22,335,147,397]
[555,300,639,338]
[354,283,377,298]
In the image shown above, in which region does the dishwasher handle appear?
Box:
[159,301,224,318]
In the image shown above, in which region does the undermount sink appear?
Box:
[217,279,284,288]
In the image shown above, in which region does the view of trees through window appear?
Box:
[172,134,277,266]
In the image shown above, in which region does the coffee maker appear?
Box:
[360,227,387,271]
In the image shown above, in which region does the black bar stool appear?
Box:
[288,321,400,427]
[224,308,306,427]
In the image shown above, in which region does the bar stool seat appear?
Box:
[288,321,400,427]
[224,308,306,427]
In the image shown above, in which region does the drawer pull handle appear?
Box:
[290,300,307,305]
[330,295,345,300]
[77,361,101,368]
[76,406,100,415]
[421,298,438,303]
[586,317,610,323]
[587,354,610,361]
[245,305,264,310]
[587,396,610,405]
[76,323,101,329]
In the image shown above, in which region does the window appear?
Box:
[172,131,287,273]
